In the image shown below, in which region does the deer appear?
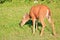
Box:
[20,4,56,36]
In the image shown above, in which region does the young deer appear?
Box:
[20,4,56,36]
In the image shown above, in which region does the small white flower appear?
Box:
[34,0,38,3]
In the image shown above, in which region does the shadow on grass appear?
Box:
[19,20,42,32]
[25,20,42,27]
[25,20,32,28]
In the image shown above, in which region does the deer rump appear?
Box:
[29,5,51,20]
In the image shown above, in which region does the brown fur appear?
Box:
[29,4,56,36]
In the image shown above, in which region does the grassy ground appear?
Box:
[0,0,60,40]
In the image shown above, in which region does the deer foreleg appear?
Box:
[32,19,36,34]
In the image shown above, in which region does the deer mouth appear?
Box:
[20,21,26,27]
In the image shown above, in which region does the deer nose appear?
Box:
[20,21,24,27]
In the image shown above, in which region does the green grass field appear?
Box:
[0,0,60,40]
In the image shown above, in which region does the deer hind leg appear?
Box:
[47,16,56,36]
[39,17,46,36]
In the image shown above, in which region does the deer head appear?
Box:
[20,13,30,26]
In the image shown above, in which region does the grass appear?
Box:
[0,0,60,40]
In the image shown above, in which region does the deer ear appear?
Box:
[23,13,29,18]
[26,13,29,16]
[24,13,27,16]
[23,15,26,19]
